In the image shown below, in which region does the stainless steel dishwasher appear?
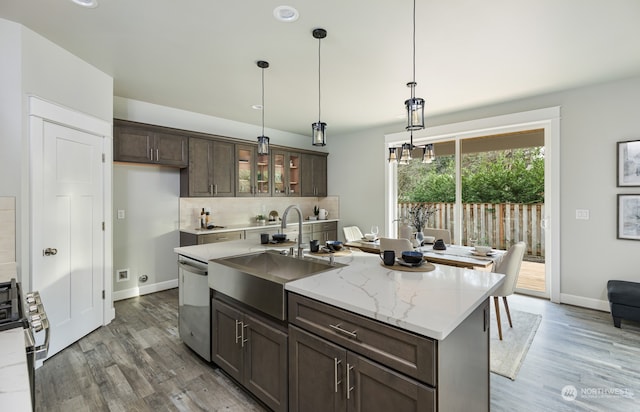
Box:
[178,255,211,361]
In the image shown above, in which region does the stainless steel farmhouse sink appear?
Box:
[209,250,345,320]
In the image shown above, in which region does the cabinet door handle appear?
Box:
[334,358,342,393]
[329,323,358,339]
[235,320,242,344]
[241,323,249,347]
[346,363,354,399]
[149,148,153,160]
[156,148,159,162]
[214,184,218,195]
[209,184,214,195]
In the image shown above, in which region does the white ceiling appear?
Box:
[2,0,640,138]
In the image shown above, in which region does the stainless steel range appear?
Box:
[0,278,50,409]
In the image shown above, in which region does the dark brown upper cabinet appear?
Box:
[181,137,235,197]
[300,153,328,197]
[114,122,188,167]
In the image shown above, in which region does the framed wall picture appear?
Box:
[617,194,640,240]
[617,140,640,186]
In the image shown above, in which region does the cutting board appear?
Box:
[380,261,436,272]
[309,249,352,257]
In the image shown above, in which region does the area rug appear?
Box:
[490,309,542,380]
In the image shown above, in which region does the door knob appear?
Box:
[43,248,58,256]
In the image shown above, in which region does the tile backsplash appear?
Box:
[179,196,339,230]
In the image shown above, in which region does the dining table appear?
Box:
[345,239,505,269]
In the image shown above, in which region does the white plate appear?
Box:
[360,237,378,242]
[471,250,495,257]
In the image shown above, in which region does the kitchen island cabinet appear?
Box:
[114,120,188,167]
[212,294,288,412]
[174,239,504,412]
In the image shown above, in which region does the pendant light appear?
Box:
[312,28,327,146]
[422,144,435,163]
[256,60,270,155]
[405,0,424,131]
[388,147,398,164]
[398,131,414,165]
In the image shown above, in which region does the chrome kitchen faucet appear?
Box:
[281,205,304,257]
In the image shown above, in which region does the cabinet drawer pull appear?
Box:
[329,323,358,339]
[235,320,242,344]
[334,358,342,393]
[346,363,354,399]
[241,323,249,347]
[155,148,159,162]
[149,148,153,160]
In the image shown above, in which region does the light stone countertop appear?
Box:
[174,239,504,341]
[180,218,339,235]
[0,328,32,412]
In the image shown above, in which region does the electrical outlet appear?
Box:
[575,209,590,220]
[116,269,130,282]
[117,209,125,219]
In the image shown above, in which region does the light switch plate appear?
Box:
[575,209,589,220]
[117,209,125,219]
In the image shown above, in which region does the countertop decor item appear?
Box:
[407,203,438,234]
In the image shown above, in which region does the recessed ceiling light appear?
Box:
[71,0,98,8]
[252,104,263,110]
[273,6,299,22]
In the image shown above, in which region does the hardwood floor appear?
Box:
[36,289,640,411]
[35,289,266,412]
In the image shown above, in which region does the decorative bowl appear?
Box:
[364,233,377,241]
[474,245,492,255]
[422,235,435,244]
[272,233,287,242]
[325,241,343,251]
[401,250,423,264]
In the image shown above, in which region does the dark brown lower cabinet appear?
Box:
[212,297,288,412]
[289,325,435,412]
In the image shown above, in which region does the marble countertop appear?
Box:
[174,239,504,340]
[180,219,339,235]
[0,328,33,411]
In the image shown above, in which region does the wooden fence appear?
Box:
[397,202,545,258]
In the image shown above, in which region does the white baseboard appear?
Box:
[113,279,178,301]
[560,293,610,312]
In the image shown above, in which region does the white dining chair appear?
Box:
[343,226,364,242]
[491,241,526,340]
[423,227,451,244]
[379,237,414,257]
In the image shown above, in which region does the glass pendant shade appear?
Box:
[312,122,326,146]
[399,143,413,165]
[388,147,398,164]
[405,95,425,130]
[257,135,269,155]
[422,144,435,163]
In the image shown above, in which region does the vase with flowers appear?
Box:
[407,203,438,244]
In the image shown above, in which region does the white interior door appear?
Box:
[32,121,105,358]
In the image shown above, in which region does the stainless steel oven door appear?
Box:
[178,256,210,361]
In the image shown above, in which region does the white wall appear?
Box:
[328,74,640,311]
[112,164,180,299]
[0,19,113,293]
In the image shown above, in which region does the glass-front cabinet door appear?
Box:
[236,144,270,197]
[272,149,300,197]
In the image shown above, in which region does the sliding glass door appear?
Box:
[396,129,546,296]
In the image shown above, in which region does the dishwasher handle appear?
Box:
[178,261,208,276]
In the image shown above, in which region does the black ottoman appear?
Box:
[607,280,640,328]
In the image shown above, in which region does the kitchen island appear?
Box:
[174,239,504,412]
